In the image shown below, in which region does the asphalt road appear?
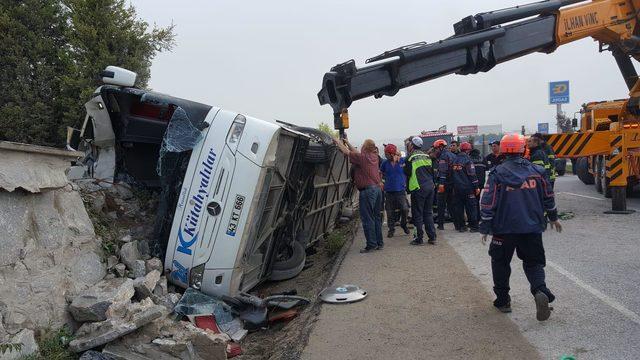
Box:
[448,174,640,359]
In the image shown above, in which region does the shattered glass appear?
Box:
[156,106,204,177]
[173,288,246,340]
[174,288,235,322]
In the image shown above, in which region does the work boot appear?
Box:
[493,297,512,313]
[427,238,436,245]
[410,238,425,246]
[402,225,410,235]
[437,224,445,230]
[387,229,394,238]
[537,287,556,303]
[534,291,551,321]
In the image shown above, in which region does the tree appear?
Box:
[0,0,73,145]
[318,122,338,138]
[0,0,175,146]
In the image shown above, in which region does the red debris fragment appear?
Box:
[268,309,299,324]
[227,342,243,358]
[194,315,220,333]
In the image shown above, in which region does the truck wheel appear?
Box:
[269,241,306,281]
[595,157,603,193]
[554,158,567,176]
[576,157,594,185]
[601,158,612,198]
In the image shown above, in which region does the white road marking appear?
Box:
[557,192,605,201]
[548,261,640,325]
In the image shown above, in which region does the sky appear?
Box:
[130,0,631,146]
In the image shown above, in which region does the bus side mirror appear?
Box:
[572,118,578,128]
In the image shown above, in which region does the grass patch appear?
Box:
[325,230,347,257]
[81,194,119,258]
[1,343,23,356]
[21,327,76,360]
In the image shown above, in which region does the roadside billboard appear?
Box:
[457,125,478,135]
[538,123,549,134]
[549,81,570,104]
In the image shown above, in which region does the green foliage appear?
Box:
[0,342,23,355]
[0,0,175,147]
[21,326,77,360]
[82,194,118,256]
[325,229,347,257]
[318,122,339,138]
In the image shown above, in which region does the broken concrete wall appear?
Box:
[0,142,106,343]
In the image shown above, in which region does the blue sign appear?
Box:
[549,81,570,104]
[538,123,549,134]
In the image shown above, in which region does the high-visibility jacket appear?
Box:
[406,150,434,192]
[543,143,558,181]
[529,146,552,180]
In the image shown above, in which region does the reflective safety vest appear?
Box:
[544,144,557,181]
[530,148,552,181]
[409,152,433,192]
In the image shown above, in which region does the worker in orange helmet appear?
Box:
[479,133,562,321]
[433,139,456,230]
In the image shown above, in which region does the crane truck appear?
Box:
[318,0,640,213]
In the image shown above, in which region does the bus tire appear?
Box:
[269,241,306,281]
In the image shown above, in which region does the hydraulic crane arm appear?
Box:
[318,0,640,126]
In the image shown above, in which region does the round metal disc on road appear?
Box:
[319,285,367,304]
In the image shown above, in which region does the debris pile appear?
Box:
[66,264,310,359]
[65,181,311,358]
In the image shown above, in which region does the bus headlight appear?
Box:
[189,263,205,290]
[226,114,246,152]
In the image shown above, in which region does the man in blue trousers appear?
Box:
[480,134,563,321]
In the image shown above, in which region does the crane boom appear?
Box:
[318,0,640,126]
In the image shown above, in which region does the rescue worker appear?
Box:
[469,147,487,191]
[450,140,460,154]
[380,144,410,238]
[480,133,562,321]
[434,139,456,230]
[451,142,480,232]
[532,133,557,188]
[404,137,437,245]
[469,145,487,219]
[527,136,552,181]
[485,141,505,170]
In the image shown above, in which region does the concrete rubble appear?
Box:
[102,315,228,360]
[119,241,140,270]
[68,278,136,322]
[69,298,165,352]
[134,270,162,299]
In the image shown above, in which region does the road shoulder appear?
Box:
[302,229,540,360]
